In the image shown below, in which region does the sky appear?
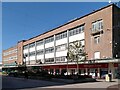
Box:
[2,2,117,61]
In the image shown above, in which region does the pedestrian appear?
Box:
[108,70,112,82]
[25,71,28,79]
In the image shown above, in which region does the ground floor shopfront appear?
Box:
[2,61,120,79]
[41,63,119,79]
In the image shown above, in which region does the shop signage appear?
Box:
[43,63,108,69]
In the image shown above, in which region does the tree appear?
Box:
[67,40,87,75]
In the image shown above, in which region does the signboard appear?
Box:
[43,63,108,69]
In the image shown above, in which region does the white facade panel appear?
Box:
[45,53,54,58]
[37,55,44,59]
[36,45,44,50]
[29,56,35,61]
[56,50,67,57]
[45,42,54,48]
[30,60,36,65]
[36,55,44,63]
[56,38,67,46]
[29,47,35,52]
[69,32,84,43]
[23,49,28,54]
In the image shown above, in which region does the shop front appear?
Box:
[42,63,109,78]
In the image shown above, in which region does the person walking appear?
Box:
[108,70,112,82]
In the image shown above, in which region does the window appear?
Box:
[94,51,100,59]
[45,47,54,54]
[45,36,54,44]
[56,44,67,52]
[56,31,67,40]
[36,40,43,46]
[92,20,103,32]
[36,49,44,55]
[23,45,29,49]
[56,56,66,62]
[94,36,100,44]
[29,51,35,56]
[69,25,84,36]
[29,43,35,48]
[45,58,54,63]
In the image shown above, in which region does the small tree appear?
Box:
[67,40,87,75]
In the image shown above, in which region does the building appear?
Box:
[0,62,2,72]
[2,4,120,78]
[2,45,18,67]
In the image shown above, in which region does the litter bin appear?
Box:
[105,74,110,82]
[105,74,112,82]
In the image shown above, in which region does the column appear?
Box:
[98,68,100,78]
[35,41,37,64]
[109,62,115,79]
[67,30,69,74]
[54,35,56,63]
[85,68,88,75]
[28,44,30,65]
[43,39,45,64]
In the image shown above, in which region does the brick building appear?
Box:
[2,4,120,78]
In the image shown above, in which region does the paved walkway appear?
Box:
[40,79,119,88]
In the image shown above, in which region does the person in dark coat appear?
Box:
[25,71,28,79]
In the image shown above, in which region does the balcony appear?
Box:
[91,28,103,36]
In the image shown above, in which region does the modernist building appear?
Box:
[2,4,120,78]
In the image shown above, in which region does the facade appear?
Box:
[2,46,18,67]
[2,4,120,78]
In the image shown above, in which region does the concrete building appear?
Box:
[2,4,120,78]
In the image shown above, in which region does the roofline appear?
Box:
[3,45,17,52]
[19,4,119,43]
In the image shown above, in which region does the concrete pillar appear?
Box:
[59,68,62,75]
[53,68,55,75]
[85,68,88,75]
[97,68,100,78]
[108,62,115,79]
[54,35,56,63]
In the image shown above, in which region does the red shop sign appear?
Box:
[79,63,108,68]
[114,63,118,67]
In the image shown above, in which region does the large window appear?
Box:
[36,49,44,55]
[36,40,43,46]
[45,58,54,63]
[56,44,67,52]
[56,31,67,40]
[45,47,54,54]
[23,45,29,49]
[56,56,66,62]
[69,25,84,36]
[92,20,103,32]
[29,43,35,48]
[45,36,54,44]
[29,51,35,56]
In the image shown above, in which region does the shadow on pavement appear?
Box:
[2,76,97,90]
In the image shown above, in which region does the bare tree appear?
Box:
[67,40,87,75]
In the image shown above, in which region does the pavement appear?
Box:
[2,75,120,90]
